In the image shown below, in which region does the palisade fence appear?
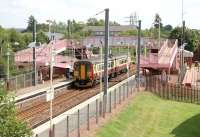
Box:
[145,75,200,104]
[34,75,145,137]
[0,71,37,91]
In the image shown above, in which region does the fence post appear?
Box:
[96,99,99,124]
[181,85,183,101]
[114,89,116,109]
[172,84,174,100]
[169,84,171,100]
[183,85,185,102]
[77,110,80,137]
[103,95,107,118]
[66,116,69,137]
[123,84,125,101]
[127,82,129,98]
[109,92,112,113]
[175,84,177,101]
[87,104,90,130]
[49,124,55,137]
[167,83,169,99]
[119,86,121,104]
[197,88,199,104]
[131,80,134,94]
[15,76,17,91]
[191,88,193,103]
[99,100,102,117]
[23,74,26,88]
[186,86,188,102]
[158,77,161,96]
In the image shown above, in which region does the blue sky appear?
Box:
[0,0,199,29]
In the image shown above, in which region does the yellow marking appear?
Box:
[81,64,85,79]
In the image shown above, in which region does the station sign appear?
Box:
[46,88,54,102]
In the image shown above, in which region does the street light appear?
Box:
[47,20,53,41]
[46,19,55,137]
[179,43,187,84]
[6,43,10,89]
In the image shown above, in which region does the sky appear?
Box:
[0,0,199,29]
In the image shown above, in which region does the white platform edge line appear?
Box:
[15,80,73,101]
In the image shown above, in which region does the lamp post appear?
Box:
[32,19,37,86]
[47,20,53,41]
[46,19,55,137]
[103,8,109,117]
[136,20,141,90]
[158,18,161,48]
[6,43,10,90]
[180,43,187,82]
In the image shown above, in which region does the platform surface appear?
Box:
[15,78,73,102]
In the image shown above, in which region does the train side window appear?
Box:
[101,64,104,70]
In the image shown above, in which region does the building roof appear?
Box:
[83,25,136,32]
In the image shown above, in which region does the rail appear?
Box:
[32,74,138,137]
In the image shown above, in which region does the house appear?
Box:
[83,25,136,36]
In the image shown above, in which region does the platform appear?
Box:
[15,79,73,102]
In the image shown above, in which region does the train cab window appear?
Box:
[74,63,79,70]
[86,63,90,71]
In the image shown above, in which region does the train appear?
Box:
[73,54,131,87]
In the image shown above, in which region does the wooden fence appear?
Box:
[145,75,200,104]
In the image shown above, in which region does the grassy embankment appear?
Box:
[95,92,200,137]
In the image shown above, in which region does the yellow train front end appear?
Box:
[73,61,94,88]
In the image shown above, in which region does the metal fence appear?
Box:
[145,75,200,104]
[0,71,37,91]
[34,75,141,137]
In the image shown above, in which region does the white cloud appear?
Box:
[0,0,199,29]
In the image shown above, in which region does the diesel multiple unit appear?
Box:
[73,55,131,87]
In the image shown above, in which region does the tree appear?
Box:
[36,31,49,44]
[87,18,100,26]
[153,13,162,28]
[163,24,173,31]
[169,27,199,52]
[86,18,120,26]
[0,88,32,136]
[26,15,36,32]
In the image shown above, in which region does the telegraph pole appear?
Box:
[158,19,161,48]
[32,19,37,86]
[6,43,10,90]
[103,8,109,117]
[67,20,71,39]
[136,20,141,90]
[180,21,185,82]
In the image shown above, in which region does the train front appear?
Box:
[73,61,94,87]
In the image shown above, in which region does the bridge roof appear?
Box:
[15,39,78,69]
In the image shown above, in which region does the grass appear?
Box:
[95,92,200,137]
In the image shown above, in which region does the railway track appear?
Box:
[17,65,136,128]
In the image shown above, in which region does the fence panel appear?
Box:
[145,75,200,105]
[1,71,36,91]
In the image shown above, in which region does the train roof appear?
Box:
[75,54,129,64]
